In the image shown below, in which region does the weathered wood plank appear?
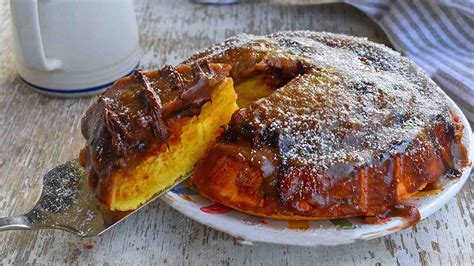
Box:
[0,0,472,264]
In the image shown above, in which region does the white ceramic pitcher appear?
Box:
[10,0,140,97]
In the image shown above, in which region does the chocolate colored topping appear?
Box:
[133,69,168,141]
[162,62,231,118]
[160,65,185,92]
[102,96,132,158]
[80,62,231,199]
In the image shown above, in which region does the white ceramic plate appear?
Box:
[162,94,473,246]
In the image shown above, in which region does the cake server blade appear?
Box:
[0,160,188,237]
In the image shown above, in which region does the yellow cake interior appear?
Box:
[234,74,273,107]
[106,78,238,211]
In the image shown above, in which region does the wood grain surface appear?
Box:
[0,0,472,265]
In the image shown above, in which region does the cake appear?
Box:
[80,31,470,218]
[188,31,470,219]
[80,63,238,210]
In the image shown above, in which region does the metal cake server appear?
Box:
[0,160,188,237]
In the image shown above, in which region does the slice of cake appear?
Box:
[80,63,238,211]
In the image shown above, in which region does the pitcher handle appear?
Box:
[10,0,61,71]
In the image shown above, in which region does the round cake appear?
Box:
[80,31,470,218]
[187,31,470,219]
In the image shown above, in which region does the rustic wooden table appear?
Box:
[1,0,472,264]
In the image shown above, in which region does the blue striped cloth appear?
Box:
[345,0,474,122]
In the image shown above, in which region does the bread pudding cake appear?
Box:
[80,31,470,218]
[80,63,238,210]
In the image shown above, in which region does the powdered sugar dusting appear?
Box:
[188,31,450,170]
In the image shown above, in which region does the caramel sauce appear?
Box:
[287,220,310,230]
[204,102,468,218]
[451,113,471,168]
[82,241,96,250]
[414,182,445,197]
[99,204,132,227]
[181,194,194,202]
[364,205,420,229]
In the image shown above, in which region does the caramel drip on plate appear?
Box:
[364,205,421,229]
